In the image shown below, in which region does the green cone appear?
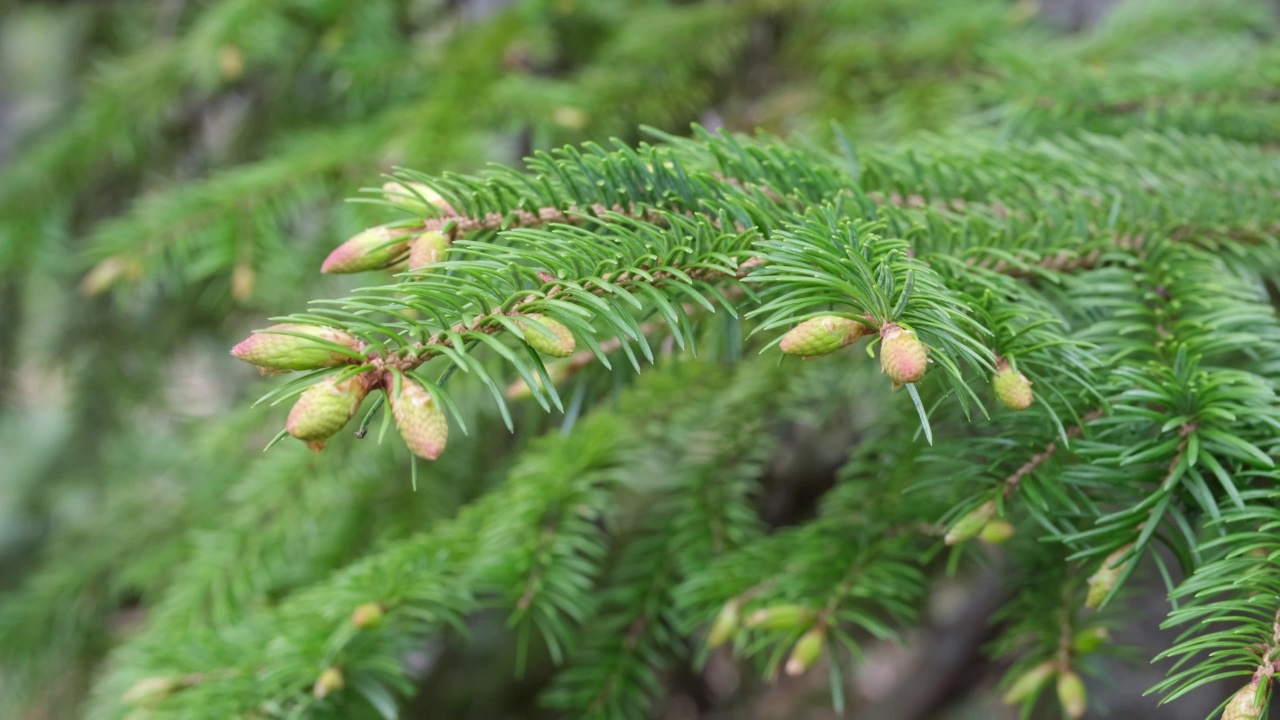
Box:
[779,316,865,357]
[321,225,413,273]
[519,314,576,357]
[231,324,360,372]
[390,375,449,460]
[879,323,928,385]
[993,360,1034,410]
[408,231,450,271]
[286,374,369,451]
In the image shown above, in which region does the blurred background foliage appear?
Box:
[1,0,1278,718]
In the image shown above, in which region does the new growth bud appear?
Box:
[1071,627,1109,654]
[231,324,360,372]
[945,500,997,546]
[1002,661,1055,705]
[518,314,576,357]
[321,226,413,274]
[383,181,450,216]
[879,323,928,385]
[706,600,741,649]
[1057,670,1087,719]
[408,231,450,271]
[1221,680,1267,720]
[313,667,344,699]
[352,602,385,629]
[784,626,826,676]
[1086,544,1133,609]
[744,605,816,631]
[979,519,1016,544]
[123,676,180,708]
[286,373,370,451]
[389,375,449,460]
[993,359,1034,410]
[779,316,865,358]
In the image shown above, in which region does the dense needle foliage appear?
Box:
[3,0,1280,718]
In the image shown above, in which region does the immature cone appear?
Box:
[993,359,1034,410]
[231,324,360,372]
[1071,627,1109,654]
[519,314,576,357]
[779,316,865,358]
[744,605,816,631]
[383,181,449,216]
[979,519,1016,545]
[313,667,344,699]
[123,676,180,708]
[1002,661,1056,705]
[389,376,449,460]
[352,602,385,629]
[286,374,369,451]
[321,225,413,274]
[407,231,450,271]
[784,626,826,676]
[1056,670,1087,719]
[1085,544,1133,609]
[879,323,928,385]
[945,500,997,545]
[1221,680,1266,720]
[706,600,741,649]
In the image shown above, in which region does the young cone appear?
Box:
[978,519,1016,544]
[1057,670,1087,719]
[231,324,360,372]
[390,375,449,460]
[706,600,741,649]
[519,314,576,357]
[352,602,385,629]
[313,667,344,699]
[1002,661,1056,705]
[407,231,450,271]
[321,226,412,274]
[879,323,927,385]
[784,626,826,676]
[744,605,816,630]
[1086,544,1133,609]
[779,316,865,357]
[945,499,997,545]
[1221,680,1267,720]
[286,374,369,451]
[383,181,451,216]
[993,359,1034,410]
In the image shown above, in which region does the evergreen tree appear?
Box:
[2,0,1280,718]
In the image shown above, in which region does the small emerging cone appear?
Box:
[784,626,826,676]
[506,362,571,400]
[408,231,450,271]
[1002,661,1056,705]
[286,374,369,451]
[231,324,360,372]
[744,605,816,631]
[383,181,450,216]
[945,500,997,546]
[993,359,1034,410]
[879,323,928,385]
[352,602,385,629]
[1071,627,1109,654]
[1221,679,1267,720]
[519,314,575,357]
[313,667,344,699]
[779,316,865,358]
[979,519,1016,545]
[321,225,412,274]
[706,600,740,649]
[1056,670,1087,719]
[389,376,449,460]
[123,676,180,708]
[1085,544,1133,609]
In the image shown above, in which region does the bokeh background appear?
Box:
[1,0,1277,717]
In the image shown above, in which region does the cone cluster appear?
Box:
[779,315,865,357]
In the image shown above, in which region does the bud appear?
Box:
[744,605,816,631]
[389,376,449,460]
[287,374,369,451]
[1002,661,1055,705]
[1056,670,1087,719]
[979,519,1016,545]
[123,676,180,708]
[993,360,1034,410]
[231,324,361,371]
[383,181,450,216]
[313,667,344,699]
[879,323,928,385]
[1085,544,1133,609]
[945,500,997,546]
[407,231,450,271]
[505,362,571,400]
[352,602,385,629]
[778,316,865,357]
[1071,626,1109,654]
[1221,679,1267,720]
[784,626,826,676]
[706,600,740,649]
[321,226,413,274]
[518,314,576,357]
